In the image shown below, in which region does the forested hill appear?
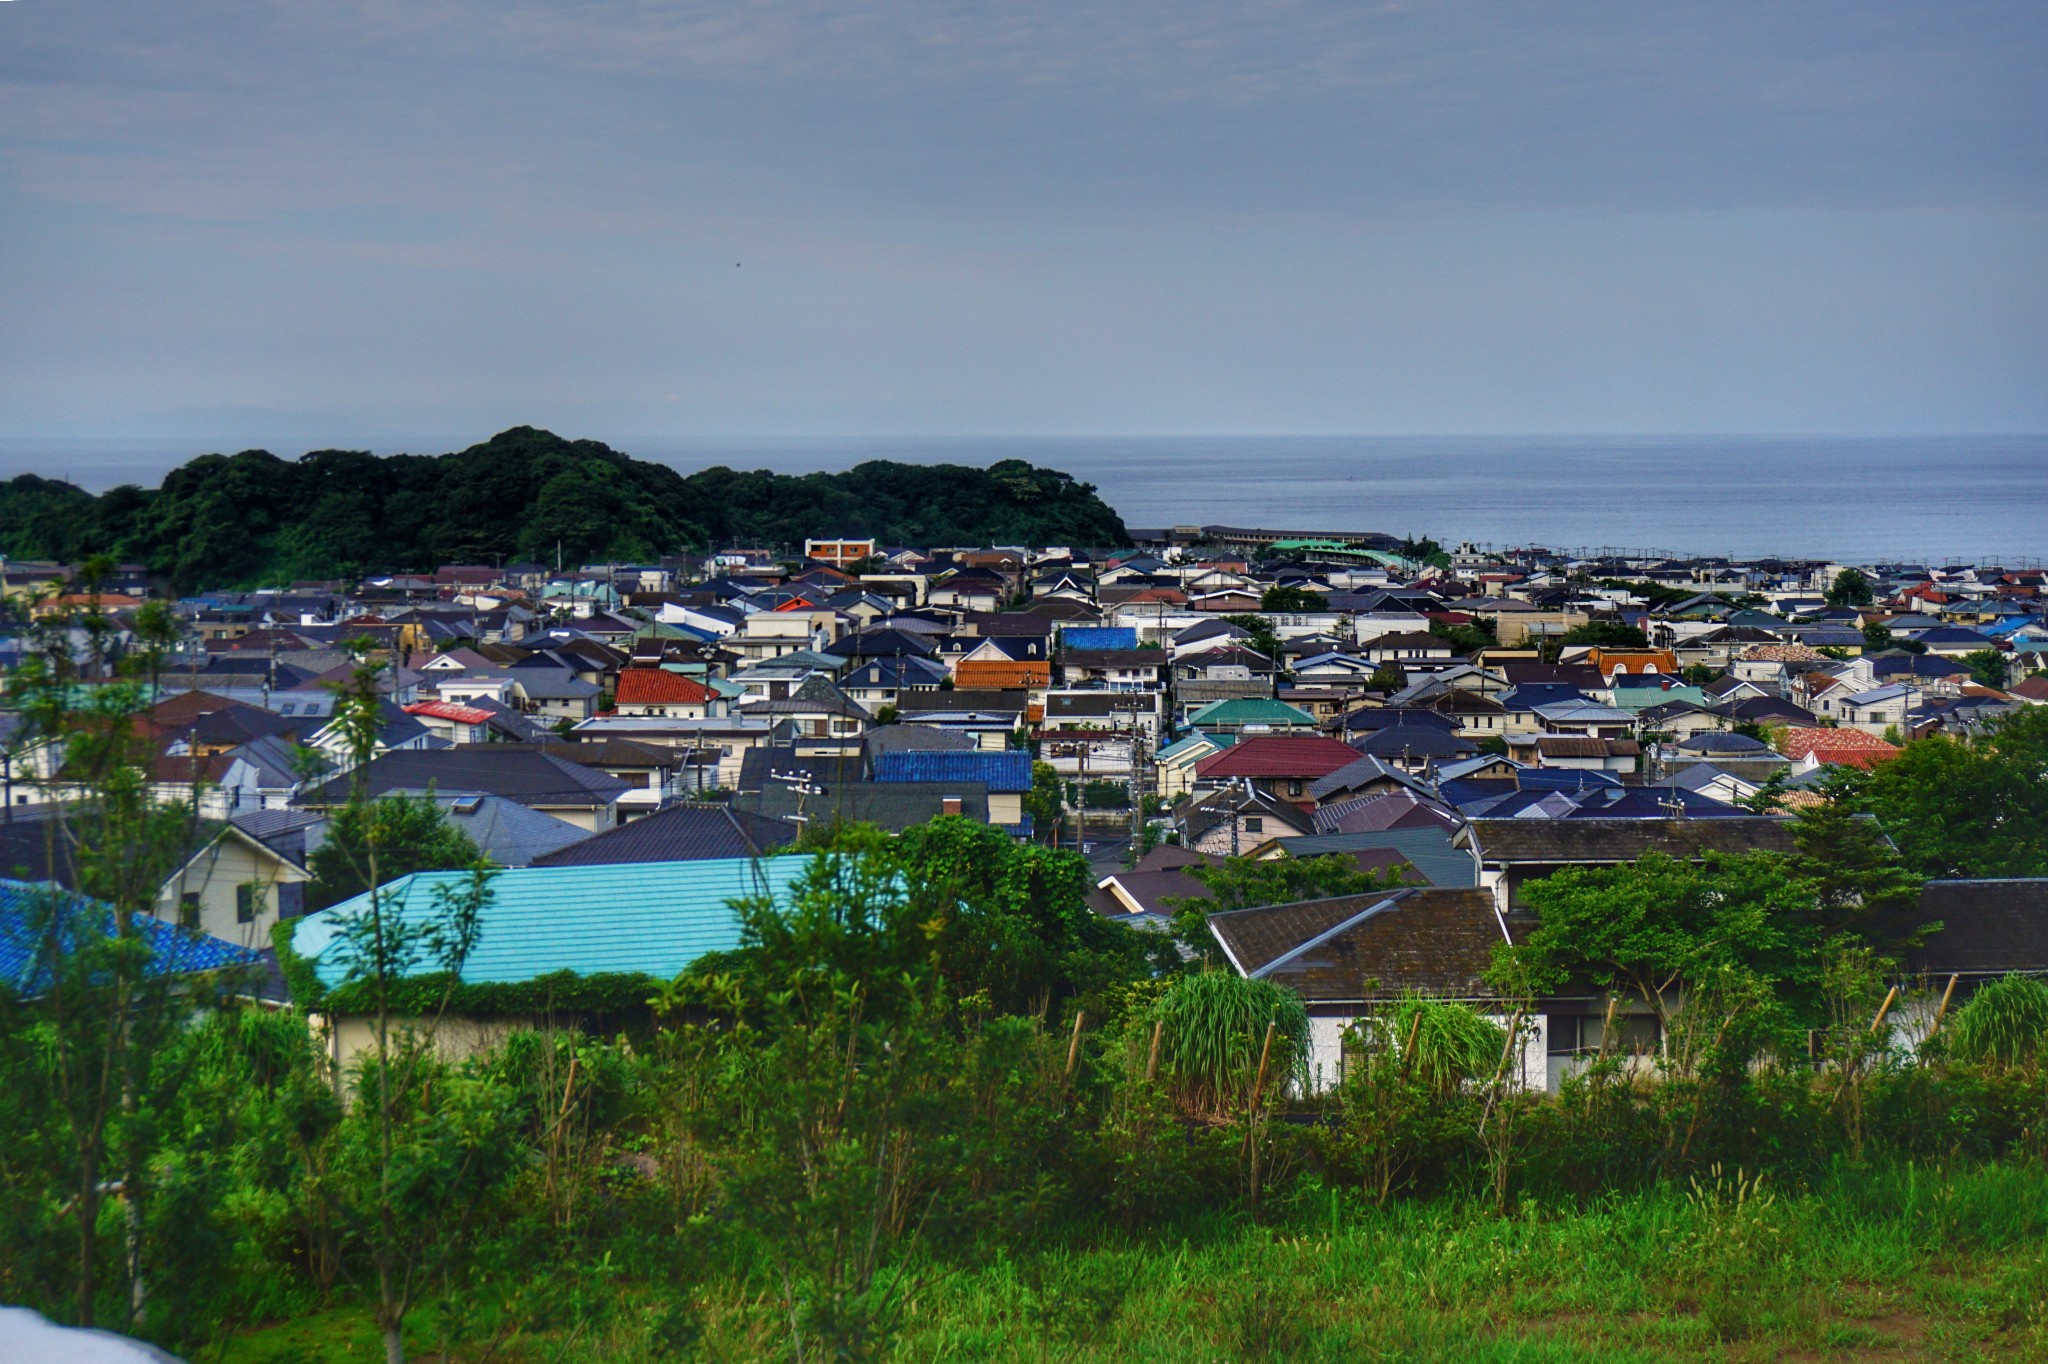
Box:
[0,427,1130,590]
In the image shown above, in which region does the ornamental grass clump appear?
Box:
[1947,974,2048,1070]
[1152,972,1308,1119]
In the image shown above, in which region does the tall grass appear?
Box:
[1947,973,2048,1068]
[1152,972,1309,1117]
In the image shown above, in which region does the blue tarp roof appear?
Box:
[871,749,1035,793]
[291,855,824,989]
[1061,627,1138,651]
[0,879,260,994]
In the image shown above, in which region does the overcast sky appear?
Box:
[2,0,2043,442]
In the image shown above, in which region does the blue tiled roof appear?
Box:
[0,879,260,994]
[290,855,825,989]
[1061,627,1138,651]
[871,749,1035,793]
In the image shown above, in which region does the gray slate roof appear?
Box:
[531,803,798,866]
[1459,817,1795,865]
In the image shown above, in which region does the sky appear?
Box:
[1,0,2044,445]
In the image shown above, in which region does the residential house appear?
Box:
[1192,734,1362,807]
[530,803,798,865]
[296,747,632,832]
[1456,817,1796,916]
[286,856,821,1065]
[1206,888,1542,1091]
[612,668,729,719]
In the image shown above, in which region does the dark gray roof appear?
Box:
[736,780,991,831]
[1907,880,2048,976]
[862,724,979,756]
[297,747,632,809]
[1210,887,1506,1001]
[1279,828,1478,888]
[1460,817,1795,865]
[381,789,591,867]
[531,803,798,866]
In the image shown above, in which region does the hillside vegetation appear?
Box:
[0,427,1129,590]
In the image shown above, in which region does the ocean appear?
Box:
[4,434,2043,566]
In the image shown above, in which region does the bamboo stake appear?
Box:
[1399,1008,1423,1079]
[1145,1018,1163,1081]
[1064,1010,1086,1077]
[1248,1020,1278,1114]
[1925,974,1960,1040]
[1868,985,1900,1035]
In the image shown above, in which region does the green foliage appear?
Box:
[1181,852,1410,915]
[1861,620,1896,652]
[1258,584,1327,612]
[1501,852,1820,1071]
[1962,648,2013,689]
[1847,704,2048,878]
[1558,619,1650,649]
[306,793,485,911]
[1947,975,2048,1070]
[1151,972,1309,1117]
[1427,616,1496,655]
[1079,780,1129,809]
[1827,567,1876,607]
[0,429,1128,590]
[1367,664,1406,691]
[1364,996,1507,1098]
[1219,614,1281,662]
[1021,759,1064,838]
[710,820,1159,1022]
[1168,853,1411,962]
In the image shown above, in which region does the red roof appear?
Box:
[405,700,496,725]
[1777,726,1900,770]
[614,668,719,706]
[1194,735,1360,781]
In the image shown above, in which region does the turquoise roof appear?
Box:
[1187,697,1318,727]
[1156,733,1220,762]
[1610,683,1709,711]
[290,855,824,988]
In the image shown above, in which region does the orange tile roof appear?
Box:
[1587,648,1679,676]
[1777,726,1899,770]
[953,659,1051,690]
[614,668,719,705]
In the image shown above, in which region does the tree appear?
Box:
[1022,759,1065,844]
[1961,648,2012,690]
[1500,853,1819,1070]
[2,580,225,1332]
[1860,621,1895,652]
[1220,614,1281,664]
[1850,705,2048,879]
[1259,584,1327,613]
[312,646,504,1364]
[1367,664,1406,691]
[1826,568,1875,607]
[1428,617,1496,656]
[1557,620,1649,650]
[306,794,484,911]
[1167,854,1411,963]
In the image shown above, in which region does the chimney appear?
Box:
[941,795,963,816]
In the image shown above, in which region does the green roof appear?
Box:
[291,855,823,988]
[1186,697,1318,728]
[1610,683,1709,711]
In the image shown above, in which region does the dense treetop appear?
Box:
[0,427,1129,590]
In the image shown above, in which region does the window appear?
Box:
[179,892,200,929]
[236,883,261,924]
[1242,816,1264,833]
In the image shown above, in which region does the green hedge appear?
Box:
[269,919,659,1018]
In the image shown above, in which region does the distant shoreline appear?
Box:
[2,432,2044,564]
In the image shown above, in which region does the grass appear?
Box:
[212,1161,2048,1363]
